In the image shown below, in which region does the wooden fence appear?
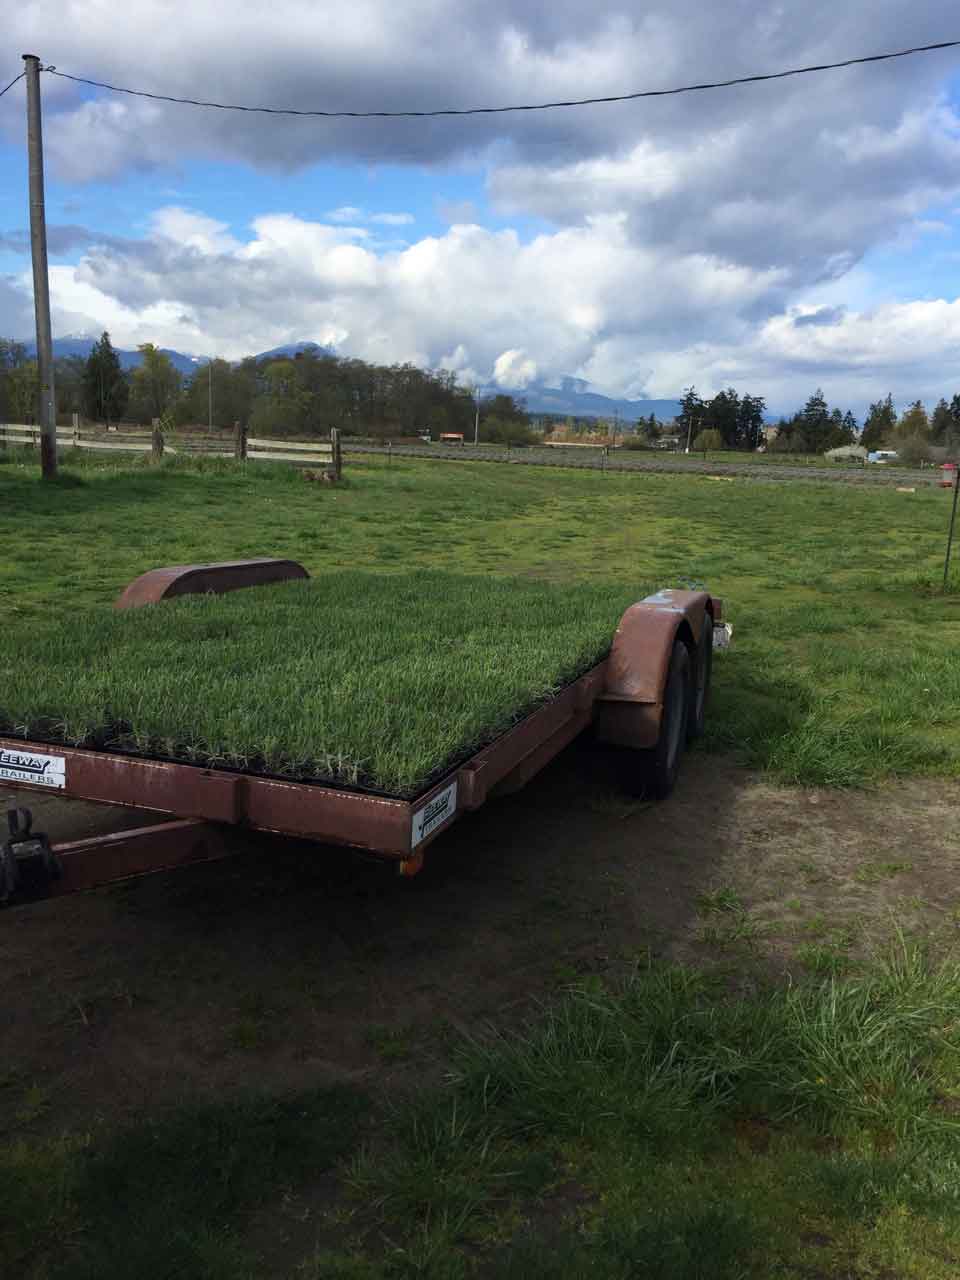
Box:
[0,419,342,479]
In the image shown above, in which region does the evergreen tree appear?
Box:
[799,388,831,448]
[931,398,954,443]
[82,331,128,425]
[822,407,855,450]
[704,388,739,447]
[859,395,896,450]
[737,393,767,450]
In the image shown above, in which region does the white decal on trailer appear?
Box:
[411,780,458,848]
[0,748,66,789]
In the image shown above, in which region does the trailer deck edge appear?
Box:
[2,583,720,901]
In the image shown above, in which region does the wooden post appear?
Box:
[72,411,79,448]
[234,420,247,461]
[330,427,341,480]
[151,417,164,462]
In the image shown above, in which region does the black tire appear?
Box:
[687,613,713,742]
[621,640,691,800]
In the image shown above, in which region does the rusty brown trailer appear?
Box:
[1,561,719,901]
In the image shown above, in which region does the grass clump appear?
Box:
[0,569,646,796]
[342,939,960,1276]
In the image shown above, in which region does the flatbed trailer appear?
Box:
[1,560,722,905]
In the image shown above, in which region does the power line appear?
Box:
[44,39,960,120]
[0,71,25,99]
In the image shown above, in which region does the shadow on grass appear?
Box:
[0,663,901,1276]
[1,1085,366,1280]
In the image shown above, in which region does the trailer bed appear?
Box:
[2,568,651,797]
[0,658,609,883]
[1,561,720,901]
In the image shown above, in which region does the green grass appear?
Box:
[2,452,959,790]
[4,454,960,1276]
[0,570,645,795]
[0,1085,367,1280]
[621,446,860,467]
[6,942,960,1278]
[337,938,960,1278]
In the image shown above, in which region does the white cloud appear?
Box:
[638,298,960,411]
[493,349,537,388]
[151,207,240,254]
[4,2,960,409]
[6,205,958,413]
[15,208,775,372]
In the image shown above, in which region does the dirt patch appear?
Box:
[2,750,958,1141]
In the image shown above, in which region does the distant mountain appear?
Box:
[36,336,202,376]
[251,341,333,361]
[492,377,682,424]
[35,336,334,374]
[504,377,783,424]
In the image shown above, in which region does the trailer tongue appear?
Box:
[2,561,721,905]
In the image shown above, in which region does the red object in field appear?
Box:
[940,463,958,488]
[114,558,309,609]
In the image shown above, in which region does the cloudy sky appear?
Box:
[2,2,960,414]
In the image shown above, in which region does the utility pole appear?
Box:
[22,54,56,478]
[474,386,480,446]
[208,356,213,431]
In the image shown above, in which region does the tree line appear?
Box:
[0,334,531,442]
[3,333,960,456]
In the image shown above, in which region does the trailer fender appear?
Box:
[594,590,715,750]
[115,558,309,609]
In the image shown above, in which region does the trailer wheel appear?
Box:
[621,640,691,800]
[686,613,713,742]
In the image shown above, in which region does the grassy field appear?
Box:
[619,446,847,466]
[2,451,960,1277]
[1,449,958,788]
[1,571,646,794]
[5,940,960,1278]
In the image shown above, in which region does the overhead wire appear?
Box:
[0,71,25,99]
[43,39,960,120]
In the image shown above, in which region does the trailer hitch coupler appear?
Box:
[1,809,62,905]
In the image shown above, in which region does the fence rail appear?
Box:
[0,421,343,479]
